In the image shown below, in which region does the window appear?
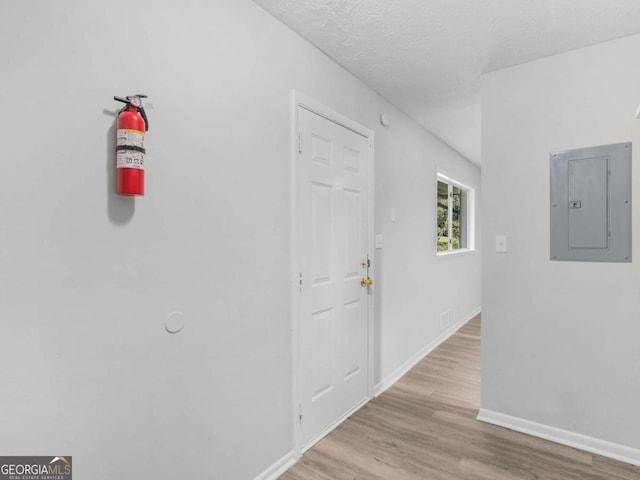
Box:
[437,175,473,253]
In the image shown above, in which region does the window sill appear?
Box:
[436,248,476,258]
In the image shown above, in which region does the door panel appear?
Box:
[311,182,333,284]
[311,308,333,400]
[298,106,370,448]
[343,300,362,380]
[343,145,360,172]
[344,189,361,279]
[311,134,333,167]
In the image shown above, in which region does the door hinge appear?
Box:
[299,272,303,291]
[298,404,303,423]
[298,133,302,154]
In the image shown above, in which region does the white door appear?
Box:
[297,106,371,448]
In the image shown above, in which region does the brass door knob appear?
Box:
[361,277,373,288]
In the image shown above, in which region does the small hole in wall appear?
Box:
[165,311,185,334]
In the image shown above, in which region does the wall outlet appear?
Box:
[439,310,451,331]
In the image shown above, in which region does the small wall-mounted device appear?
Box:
[550,142,631,262]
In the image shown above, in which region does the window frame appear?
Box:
[436,173,475,256]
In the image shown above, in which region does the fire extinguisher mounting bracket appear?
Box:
[113,94,149,131]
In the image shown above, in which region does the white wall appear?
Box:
[482,33,640,452]
[0,1,480,478]
[374,121,481,387]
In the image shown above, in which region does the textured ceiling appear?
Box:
[254,0,640,165]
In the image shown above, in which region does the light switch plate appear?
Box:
[496,235,507,253]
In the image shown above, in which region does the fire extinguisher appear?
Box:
[114,94,149,196]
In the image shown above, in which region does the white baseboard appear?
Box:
[253,450,297,480]
[373,307,481,397]
[477,409,640,467]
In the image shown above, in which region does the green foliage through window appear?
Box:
[437,181,449,252]
[437,178,468,252]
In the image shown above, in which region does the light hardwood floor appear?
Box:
[280,315,640,480]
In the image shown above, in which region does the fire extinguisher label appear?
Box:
[116,151,144,170]
[117,129,145,148]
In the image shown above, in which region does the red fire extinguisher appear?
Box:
[114,94,149,196]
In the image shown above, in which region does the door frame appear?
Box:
[289,90,375,458]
